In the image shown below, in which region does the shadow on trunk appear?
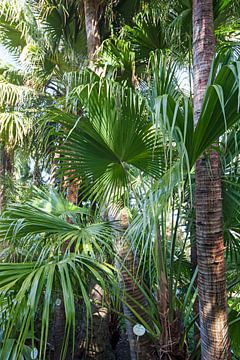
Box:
[76,283,115,360]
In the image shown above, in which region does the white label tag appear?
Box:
[133,324,146,336]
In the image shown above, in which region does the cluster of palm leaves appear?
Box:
[0,0,240,359]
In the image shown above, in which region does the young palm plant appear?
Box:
[0,187,117,359]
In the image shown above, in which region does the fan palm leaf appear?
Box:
[0,187,117,359]
[50,79,164,204]
[0,187,114,260]
[0,255,116,360]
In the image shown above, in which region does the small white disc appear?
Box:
[55,298,62,306]
[133,324,146,336]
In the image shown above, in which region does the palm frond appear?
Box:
[0,255,116,360]
[0,79,36,107]
[0,187,114,261]
[123,7,169,61]
[49,79,164,204]
[0,111,32,147]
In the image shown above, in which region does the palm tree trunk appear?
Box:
[192,1,231,359]
[77,283,115,360]
[117,242,157,360]
[0,145,13,211]
[66,180,79,205]
[190,220,200,348]
[115,209,158,360]
[33,156,41,186]
[0,144,6,210]
[156,229,187,360]
[83,0,101,60]
[52,296,66,360]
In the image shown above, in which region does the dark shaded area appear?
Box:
[114,333,131,360]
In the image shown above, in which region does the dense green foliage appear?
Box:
[0,0,240,359]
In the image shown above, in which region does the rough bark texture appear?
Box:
[63,171,80,205]
[195,153,231,359]
[116,209,158,360]
[33,157,41,186]
[52,297,66,360]
[190,220,200,347]
[83,0,101,60]
[118,243,157,360]
[66,181,79,205]
[0,145,13,210]
[192,0,215,126]
[76,283,115,360]
[192,1,231,359]
[0,145,6,210]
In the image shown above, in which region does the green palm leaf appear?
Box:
[0,187,114,260]
[0,111,32,147]
[0,255,116,360]
[52,80,164,203]
[0,80,36,107]
[155,61,240,167]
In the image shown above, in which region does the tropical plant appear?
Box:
[0,1,240,360]
[0,188,117,359]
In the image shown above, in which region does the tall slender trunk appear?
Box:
[118,244,157,360]
[51,3,102,357]
[33,156,41,186]
[192,1,231,359]
[190,219,200,349]
[77,283,115,360]
[0,145,13,211]
[114,209,158,360]
[0,144,6,210]
[53,296,66,360]
[83,0,101,60]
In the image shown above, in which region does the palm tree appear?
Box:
[192,1,231,359]
[0,188,117,359]
[1,2,240,359]
[0,63,40,209]
[50,49,240,357]
[0,54,239,360]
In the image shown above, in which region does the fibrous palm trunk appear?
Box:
[192,1,231,359]
[33,156,41,186]
[156,230,187,359]
[77,283,115,360]
[118,244,157,360]
[0,144,6,210]
[115,209,158,360]
[0,144,13,210]
[83,0,101,60]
